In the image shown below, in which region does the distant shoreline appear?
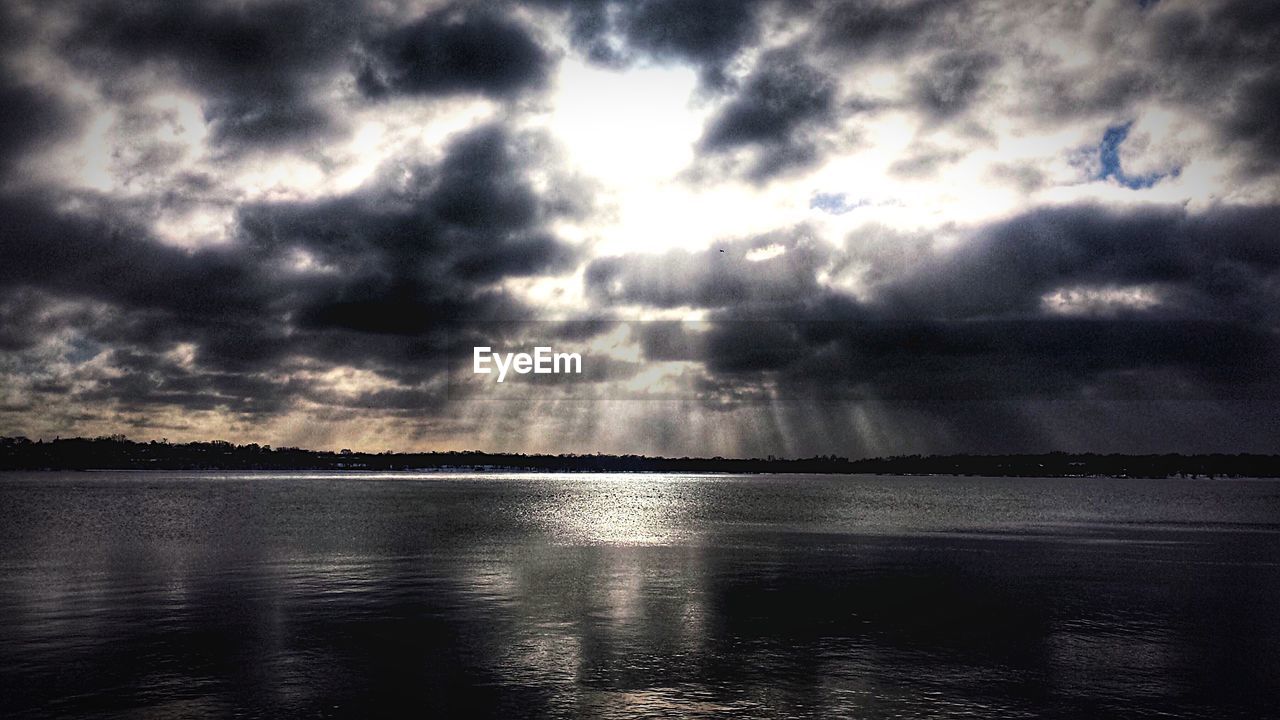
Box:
[4,436,1279,478]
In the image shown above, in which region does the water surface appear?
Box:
[1,472,1278,718]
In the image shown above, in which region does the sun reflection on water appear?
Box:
[527,474,713,546]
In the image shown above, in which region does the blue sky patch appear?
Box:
[1097,122,1178,190]
[810,192,869,214]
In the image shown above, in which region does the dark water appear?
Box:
[1,473,1278,719]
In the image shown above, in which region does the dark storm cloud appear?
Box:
[0,290,102,353]
[875,204,1280,323]
[67,0,364,151]
[0,79,80,178]
[0,194,306,415]
[589,203,1280,414]
[1146,0,1280,84]
[0,122,584,416]
[0,192,323,410]
[616,0,766,88]
[79,349,303,415]
[696,48,837,181]
[670,1,973,182]
[537,0,767,88]
[814,0,953,58]
[61,1,553,153]
[0,195,273,321]
[238,124,581,338]
[357,6,550,99]
[710,313,1277,397]
[1221,73,1280,175]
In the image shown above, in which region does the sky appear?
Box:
[1,0,1279,457]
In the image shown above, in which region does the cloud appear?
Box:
[814,0,954,58]
[1049,0,1280,177]
[239,125,583,329]
[357,6,551,100]
[66,0,363,151]
[1221,72,1280,175]
[0,121,585,421]
[887,145,964,178]
[586,228,832,309]
[586,203,1280,427]
[696,48,838,181]
[0,78,80,179]
[615,0,766,88]
[874,204,1280,323]
[540,0,768,88]
[912,51,998,122]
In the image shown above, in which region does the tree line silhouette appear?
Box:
[3,435,1279,477]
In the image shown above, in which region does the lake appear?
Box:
[1,472,1278,718]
